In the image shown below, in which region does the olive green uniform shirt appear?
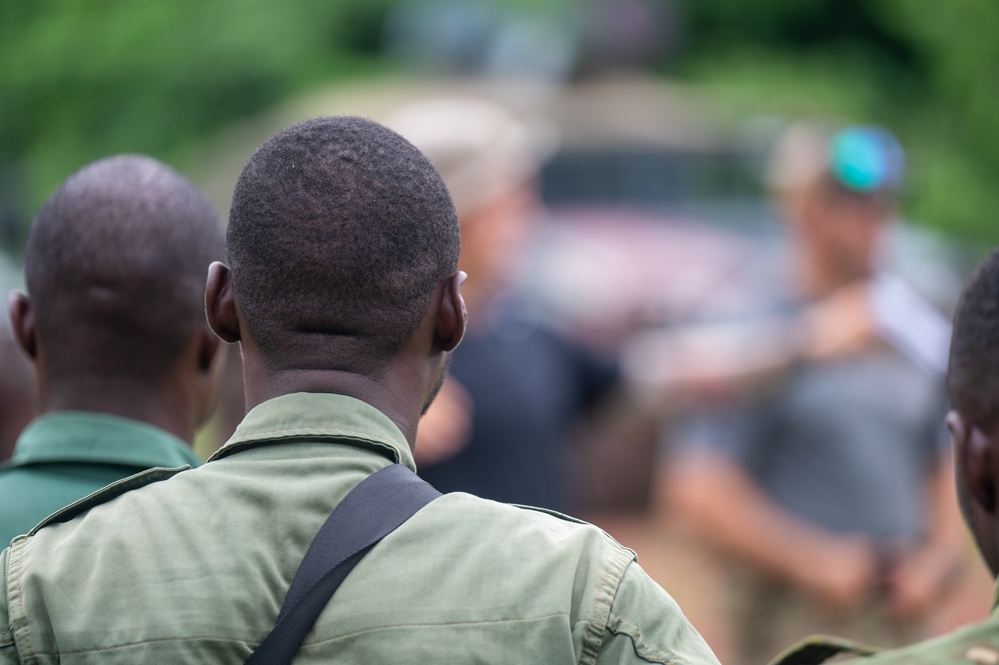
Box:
[769,583,999,665]
[0,393,718,664]
[0,412,202,548]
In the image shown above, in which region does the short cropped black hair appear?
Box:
[227,116,460,372]
[948,246,999,429]
[25,155,225,380]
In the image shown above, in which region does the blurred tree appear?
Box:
[1,0,995,246]
[0,0,392,253]
[668,0,999,244]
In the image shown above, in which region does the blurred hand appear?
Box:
[800,282,878,360]
[887,546,960,620]
[793,535,878,613]
[414,376,474,467]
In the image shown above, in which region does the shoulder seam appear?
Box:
[13,536,36,661]
[606,611,699,665]
[579,546,634,665]
[29,466,190,534]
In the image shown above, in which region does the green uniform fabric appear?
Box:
[0,392,718,665]
[768,582,999,665]
[0,411,202,548]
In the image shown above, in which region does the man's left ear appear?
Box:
[435,271,467,353]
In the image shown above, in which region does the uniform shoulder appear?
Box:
[439,491,630,546]
[854,621,999,665]
[25,465,190,535]
[771,620,999,665]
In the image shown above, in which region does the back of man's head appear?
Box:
[947,246,999,577]
[22,155,225,382]
[226,116,460,374]
[948,247,999,431]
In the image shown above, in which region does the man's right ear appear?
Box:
[205,262,242,344]
[949,410,997,515]
[8,291,37,361]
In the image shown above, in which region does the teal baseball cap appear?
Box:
[829,126,905,193]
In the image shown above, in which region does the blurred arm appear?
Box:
[662,450,877,611]
[414,376,474,467]
[624,282,878,410]
[888,456,965,618]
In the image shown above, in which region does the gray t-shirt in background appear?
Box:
[670,346,948,542]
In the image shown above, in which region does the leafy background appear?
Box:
[2,0,996,252]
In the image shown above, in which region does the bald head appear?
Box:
[23,155,225,381]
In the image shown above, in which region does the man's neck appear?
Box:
[241,361,424,448]
[39,375,196,444]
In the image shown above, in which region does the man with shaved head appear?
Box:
[0,155,227,547]
[0,117,718,664]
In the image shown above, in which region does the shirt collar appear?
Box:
[208,392,417,472]
[9,411,201,469]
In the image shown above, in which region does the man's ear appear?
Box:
[8,291,37,361]
[205,262,242,344]
[197,319,224,373]
[949,410,997,514]
[435,271,467,353]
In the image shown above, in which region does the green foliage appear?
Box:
[3,0,997,247]
[668,0,999,244]
[0,0,393,251]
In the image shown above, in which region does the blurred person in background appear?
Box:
[387,97,620,514]
[773,244,999,665]
[0,155,227,547]
[638,124,964,664]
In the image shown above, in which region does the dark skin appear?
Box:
[8,291,226,445]
[204,262,468,449]
[947,409,999,577]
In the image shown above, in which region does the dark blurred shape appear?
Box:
[577,0,681,74]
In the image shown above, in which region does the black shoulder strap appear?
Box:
[245,463,442,665]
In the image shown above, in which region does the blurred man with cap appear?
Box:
[387,97,620,514]
[771,244,999,665]
[648,123,963,663]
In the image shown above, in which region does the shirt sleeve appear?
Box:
[0,545,20,664]
[595,560,720,665]
[664,403,769,473]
